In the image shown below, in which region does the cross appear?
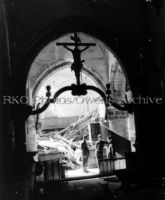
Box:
[56,32,96,85]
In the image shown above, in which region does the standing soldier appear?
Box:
[95,134,107,170]
[81,135,90,173]
[107,136,116,159]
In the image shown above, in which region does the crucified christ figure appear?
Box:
[63,44,89,85]
[56,32,96,85]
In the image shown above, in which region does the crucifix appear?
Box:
[56,32,96,85]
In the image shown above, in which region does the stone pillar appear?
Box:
[0,1,13,177]
[154,0,165,171]
[25,115,38,153]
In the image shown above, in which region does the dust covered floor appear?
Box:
[33,176,160,200]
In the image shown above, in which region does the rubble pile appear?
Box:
[37,109,99,169]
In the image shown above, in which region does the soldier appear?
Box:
[95,134,108,170]
[81,135,90,173]
[107,136,116,159]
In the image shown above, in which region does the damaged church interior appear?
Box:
[0,0,165,199]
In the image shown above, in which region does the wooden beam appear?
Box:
[56,42,96,46]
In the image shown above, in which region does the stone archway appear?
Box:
[25,31,136,160]
[27,32,130,108]
[16,16,134,95]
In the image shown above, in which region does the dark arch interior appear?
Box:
[1,3,165,199]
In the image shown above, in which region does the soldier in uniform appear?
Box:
[95,134,108,170]
[107,136,116,159]
[81,135,90,173]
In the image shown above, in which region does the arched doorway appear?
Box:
[26,32,136,179]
